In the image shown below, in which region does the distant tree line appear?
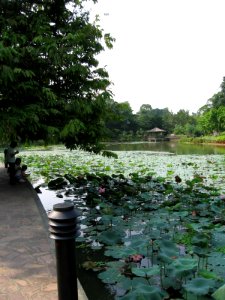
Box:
[105,77,225,142]
[104,102,197,142]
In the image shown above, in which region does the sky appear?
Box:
[86,0,225,114]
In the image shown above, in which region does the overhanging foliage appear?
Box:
[0,0,114,151]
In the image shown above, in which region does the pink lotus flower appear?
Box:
[98,187,106,194]
[129,254,144,263]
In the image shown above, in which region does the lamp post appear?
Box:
[48,203,80,300]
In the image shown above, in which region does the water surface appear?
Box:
[105,141,225,155]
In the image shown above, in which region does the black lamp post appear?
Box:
[48,203,81,300]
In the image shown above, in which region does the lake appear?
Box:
[105,141,225,155]
[24,141,225,212]
[20,142,225,300]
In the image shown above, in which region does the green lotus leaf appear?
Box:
[98,229,125,245]
[198,269,223,281]
[117,284,167,300]
[158,239,179,263]
[131,266,160,277]
[168,258,198,277]
[105,236,149,258]
[105,245,140,259]
[106,260,125,269]
[127,236,150,250]
[48,177,67,190]
[116,277,150,293]
[64,173,77,183]
[212,283,225,300]
[191,234,209,248]
[98,268,125,284]
[193,246,210,257]
[172,211,189,219]
[139,192,153,201]
[183,278,215,296]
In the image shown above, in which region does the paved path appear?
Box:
[0,166,87,300]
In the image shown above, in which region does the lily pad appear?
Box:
[98,268,125,284]
[98,229,125,245]
[48,177,67,190]
[158,239,180,263]
[132,266,160,277]
[183,277,215,296]
[168,258,198,278]
[212,283,225,300]
[117,284,167,300]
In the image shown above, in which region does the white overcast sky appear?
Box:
[86,0,225,114]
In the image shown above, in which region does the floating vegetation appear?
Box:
[21,150,225,299]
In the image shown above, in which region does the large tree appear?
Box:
[0,0,114,151]
[197,77,225,135]
[136,105,173,132]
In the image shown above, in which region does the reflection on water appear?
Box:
[105,141,225,155]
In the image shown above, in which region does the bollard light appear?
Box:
[48,203,81,300]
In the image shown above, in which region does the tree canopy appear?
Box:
[197,77,225,134]
[0,0,114,151]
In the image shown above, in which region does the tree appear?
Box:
[198,109,217,134]
[173,110,192,127]
[0,0,114,152]
[196,77,225,135]
[105,101,137,140]
[136,105,173,132]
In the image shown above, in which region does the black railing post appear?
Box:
[48,203,80,300]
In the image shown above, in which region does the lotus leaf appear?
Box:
[106,261,125,268]
[105,245,144,259]
[105,247,133,259]
[168,258,198,278]
[116,277,149,292]
[198,269,223,281]
[191,234,209,248]
[98,268,125,284]
[158,239,179,263]
[116,284,167,300]
[131,266,160,277]
[192,246,210,257]
[183,277,215,296]
[126,235,150,249]
[138,192,153,201]
[98,229,124,245]
[212,283,225,300]
[48,177,68,190]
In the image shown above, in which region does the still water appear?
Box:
[105,141,225,155]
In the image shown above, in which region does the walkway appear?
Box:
[0,165,87,300]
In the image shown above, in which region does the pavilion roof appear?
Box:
[147,127,166,133]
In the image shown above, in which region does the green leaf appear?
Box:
[131,266,160,278]
[98,229,124,245]
[117,285,167,300]
[198,269,223,281]
[212,283,225,300]
[158,239,179,263]
[98,268,124,284]
[168,258,198,278]
[183,278,215,296]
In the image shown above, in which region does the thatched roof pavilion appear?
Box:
[146,127,168,141]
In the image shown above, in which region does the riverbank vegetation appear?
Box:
[104,76,225,143]
[179,134,225,145]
